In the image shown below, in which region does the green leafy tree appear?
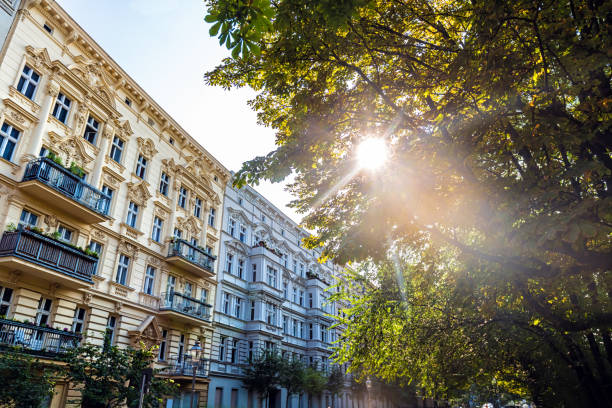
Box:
[62,342,178,408]
[0,350,59,407]
[326,366,344,408]
[243,350,283,408]
[203,0,612,406]
[279,357,306,408]
[303,366,327,408]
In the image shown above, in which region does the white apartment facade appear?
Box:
[207,182,357,408]
[0,0,229,406]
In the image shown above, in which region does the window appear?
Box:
[144,266,156,295]
[183,282,193,297]
[238,197,243,206]
[178,334,185,363]
[169,137,174,145]
[83,116,99,145]
[115,254,130,285]
[309,293,313,308]
[19,209,38,228]
[230,339,238,364]
[225,253,233,274]
[266,266,277,288]
[219,336,227,361]
[124,97,131,107]
[298,321,304,338]
[292,287,297,303]
[173,228,182,239]
[239,225,246,243]
[322,325,328,343]
[0,286,13,316]
[158,329,167,360]
[126,201,139,228]
[299,290,304,306]
[265,302,276,325]
[178,187,187,208]
[299,263,305,278]
[251,264,257,282]
[0,122,20,161]
[222,292,230,314]
[261,215,266,222]
[283,282,288,299]
[36,297,52,326]
[109,136,124,163]
[135,155,147,179]
[88,241,103,261]
[206,246,213,255]
[194,197,202,218]
[57,225,73,243]
[72,307,87,333]
[43,22,53,34]
[237,259,244,279]
[152,216,163,243]
[282,253,288,268]
[281,229,285,236]
[159,172,170,196]
[166,275,176,293]
[293,260,297,274]
[233,297,242,318]
[250,301,255,320]
[229,218,237,237]
[292,318,298,337]
[101,185,114,207]
[208,207,216,227]
[104,316,117,348]
[309,323,313,340]
[17,65,40,100]
[200,288,208,304]
[52,92,71,123]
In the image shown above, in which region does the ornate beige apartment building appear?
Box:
[0,0,229,406]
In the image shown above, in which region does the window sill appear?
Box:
[8,86,41,114]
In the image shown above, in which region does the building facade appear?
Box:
[0,0,229,406]
[207,183,358,408]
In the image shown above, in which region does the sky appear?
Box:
[56,0,301,223]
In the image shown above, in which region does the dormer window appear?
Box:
[124,97,132,107]
[43,23,53,34]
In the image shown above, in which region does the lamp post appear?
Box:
[365,377,372,408]
[189,341,202,408]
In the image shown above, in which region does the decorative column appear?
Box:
[23,79,59,160]
[90,123,114,188]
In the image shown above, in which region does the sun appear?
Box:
[357,138,388,170]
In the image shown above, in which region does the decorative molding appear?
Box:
[126,180,151,207]
[43,214,58,231]
[91,228,107,242]
[118,239,139,258]
[101,167,124,189]
[137,137,157,158]
[153,201,170,219]
[176,215,202,238]
[2,97,39,127]
[121,223,144,239]
[46,131,95,167]
[25,45,52,74]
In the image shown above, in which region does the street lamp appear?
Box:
[189,341,202,408]
[365,377,372,408]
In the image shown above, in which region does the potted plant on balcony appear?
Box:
[69,162,86,179]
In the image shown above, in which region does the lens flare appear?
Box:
[357,138,388,170]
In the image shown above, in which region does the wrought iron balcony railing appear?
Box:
[0,228,97,283]
[0,318,80,356]
[160,291,212,322]
[167,239,216,273]
[22,158,111,216]
[161,355,209,377]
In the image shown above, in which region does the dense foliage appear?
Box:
[0,350,58,407]
[62,342,178,408]
[204,0,611,406]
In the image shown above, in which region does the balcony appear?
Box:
[160,355,209,378]
[166,239,215,278]
[159,291,212,324]
[0,228,97,286]
[0,318,80,357]
[20,158,111,224]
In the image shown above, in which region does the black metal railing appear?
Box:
[0,318,80,355]
[0,228,97,282]
[160,291,212,321]
[22,158,111,216]
[162,355,209,377]
[167,239,215,273]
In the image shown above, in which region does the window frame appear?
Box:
[51,92,71,124]
[109,136,125,163]
[0,122,21,162]
[16,65,40,100]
